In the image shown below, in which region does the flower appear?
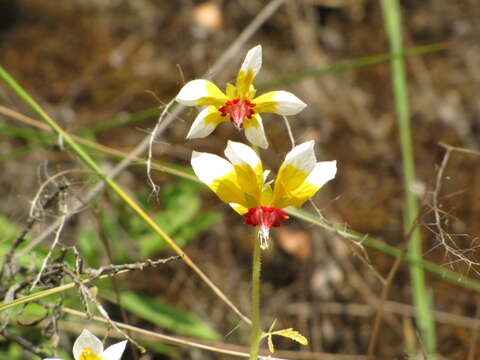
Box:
[176,45,306,149]
[191,140,336,248]
[45,329,127,360]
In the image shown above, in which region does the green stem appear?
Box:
[250,231,262,360]
[381,0,437,357]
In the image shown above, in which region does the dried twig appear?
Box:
[367,243,406,359]
[146,99,175,196]
[0,182,68,281]
[282,115,296,148]
[0,328,48,358]
[431,144,480,272]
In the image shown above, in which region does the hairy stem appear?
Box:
[250,231,262,360]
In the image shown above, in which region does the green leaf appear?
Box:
[0,214,25,241]
[78,228,101,268]
[0,215,41,269]
[136,339,178,357]
[102,290,219,341]
[135,181,221,257]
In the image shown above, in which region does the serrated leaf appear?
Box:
[272,328,308,346]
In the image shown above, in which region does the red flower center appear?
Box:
[243,206,289,249]
[218,98,256,130]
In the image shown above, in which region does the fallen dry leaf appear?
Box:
[193,2,222,32]
[276,227,312,261]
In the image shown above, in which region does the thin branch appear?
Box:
[367,244,406,358]
[30,213,67,291]
[0,179,73,281]
[438,142,480,157]
[282,115,296,148]
[430,145,480,269]
[0,256,181,313]
[0,328,48,358]
[64,268,145,352]
[146,99,175,196]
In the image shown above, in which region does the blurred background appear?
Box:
[1,0,480,359]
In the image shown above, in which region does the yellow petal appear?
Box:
[226,83,237,98]
[251,91,277,113]
[254,90,306,115]
[271,141,317,208]
[191,151,247,207]
[186,106,225,139]
[224,141,263,208]
[176,79,228,107]
[261,183,273,206]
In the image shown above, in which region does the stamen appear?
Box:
[80,348,102,360]
[243,206,289,249]
[218,98,256,130]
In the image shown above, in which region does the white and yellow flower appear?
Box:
[191,140,336,248]
[45,329,127,360]
[176,45,306,149]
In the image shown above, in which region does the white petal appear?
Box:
[283,140,316,174]
[191,151,234,186]
[176,79,209,106]
[224,141,261,168]
[272,91,306,115]
[240,45,262,77]
[244,114,268,149]
[186,107,219,139]
[306,160,337,187]
[73,330,103,360]
[176,79,227,106]
[102,340,128,360]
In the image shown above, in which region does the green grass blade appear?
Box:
[381,1,437,357]
[76,107,163,135]
[257,43,446,89]
[0,125,51,142]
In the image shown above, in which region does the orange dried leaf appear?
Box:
[276,227,312,260]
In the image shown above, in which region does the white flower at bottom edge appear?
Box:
[44,329,127,360]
